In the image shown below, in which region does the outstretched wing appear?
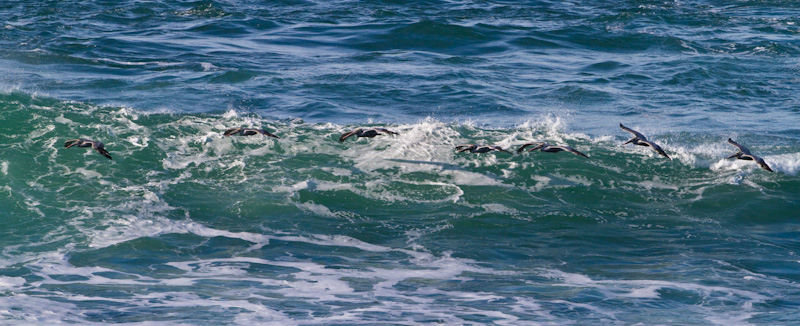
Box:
[620,123,647,141]
[562,146,589,158]
[455,144,474,152]
[646,141,671,160]
[223,128,241,136]
[375,128,398,136]
[339,129,358,142]
[258,129,280,139]
[727,138,750,155]
[64,139,82,148]
[94,146,112,160]
[89,141,112,160]
[493,146,512,154]
[754,156,773,172]
[517,142,543,153]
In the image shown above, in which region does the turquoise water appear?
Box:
[2,1,800,325]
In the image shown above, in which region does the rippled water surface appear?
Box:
[1,1,800,325]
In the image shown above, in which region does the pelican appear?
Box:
[726,138,773,172]
[517,142,589,158]
[339,128,398,142]
[455,144,512,154]
[620,124,671,159]
[223,127,279,138]
[64,139,112,160]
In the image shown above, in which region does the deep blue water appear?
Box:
[1,1,800,325]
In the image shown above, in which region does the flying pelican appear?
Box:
[455,144,512,154]
[64,139,112,160]
[620,124,671,159]
[223,127,279,138]
[517,142,589,158]
[339,128,398,142]
[726,138,773,172]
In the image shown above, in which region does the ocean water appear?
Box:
[1,1,800,325]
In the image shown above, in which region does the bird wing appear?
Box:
[620,124,647,141]
[645,141,671,160]
[494,146,512,154]
[562,146,589,158]
[258,129,280,139]
[95,147,112,160]
[743,155,773,172]
[223,128,241,136]
[375,128,398,135]
[64,139,82,148]
[339,130,358,142]
[755,157,773,172]
[455,144,474,152]
[527,143,547,152]
[727,138,750,155]
[517,142,542,153]
[90,141,112,160]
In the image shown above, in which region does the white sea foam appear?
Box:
[293,201,338,218]
[5,106,798,325]
[200,62,218,71]
[54,114,75,125]
[762,152,800,175]
[481,203,520,215]
[540,269,769,325]
[0,294,89,324]
[0,276,25,288]
[625,175,679,192]
[513,115,590,145]
[274,179,352,193]
[709,153,797,177]
[347,118,460,171]
[404,223,454,243]
[12,216,512,324]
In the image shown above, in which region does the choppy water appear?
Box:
[1,1,800,325]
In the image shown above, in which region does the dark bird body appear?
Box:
[64,139,112,160]
[339,128,398,142]
[620,124,671,159]
[726,138,773,172]
[455,144,512,154]
[517,142,589,158]
[224,127,279,138]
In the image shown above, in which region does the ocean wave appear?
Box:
[2,80,799,325]
[3,0,800,323]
